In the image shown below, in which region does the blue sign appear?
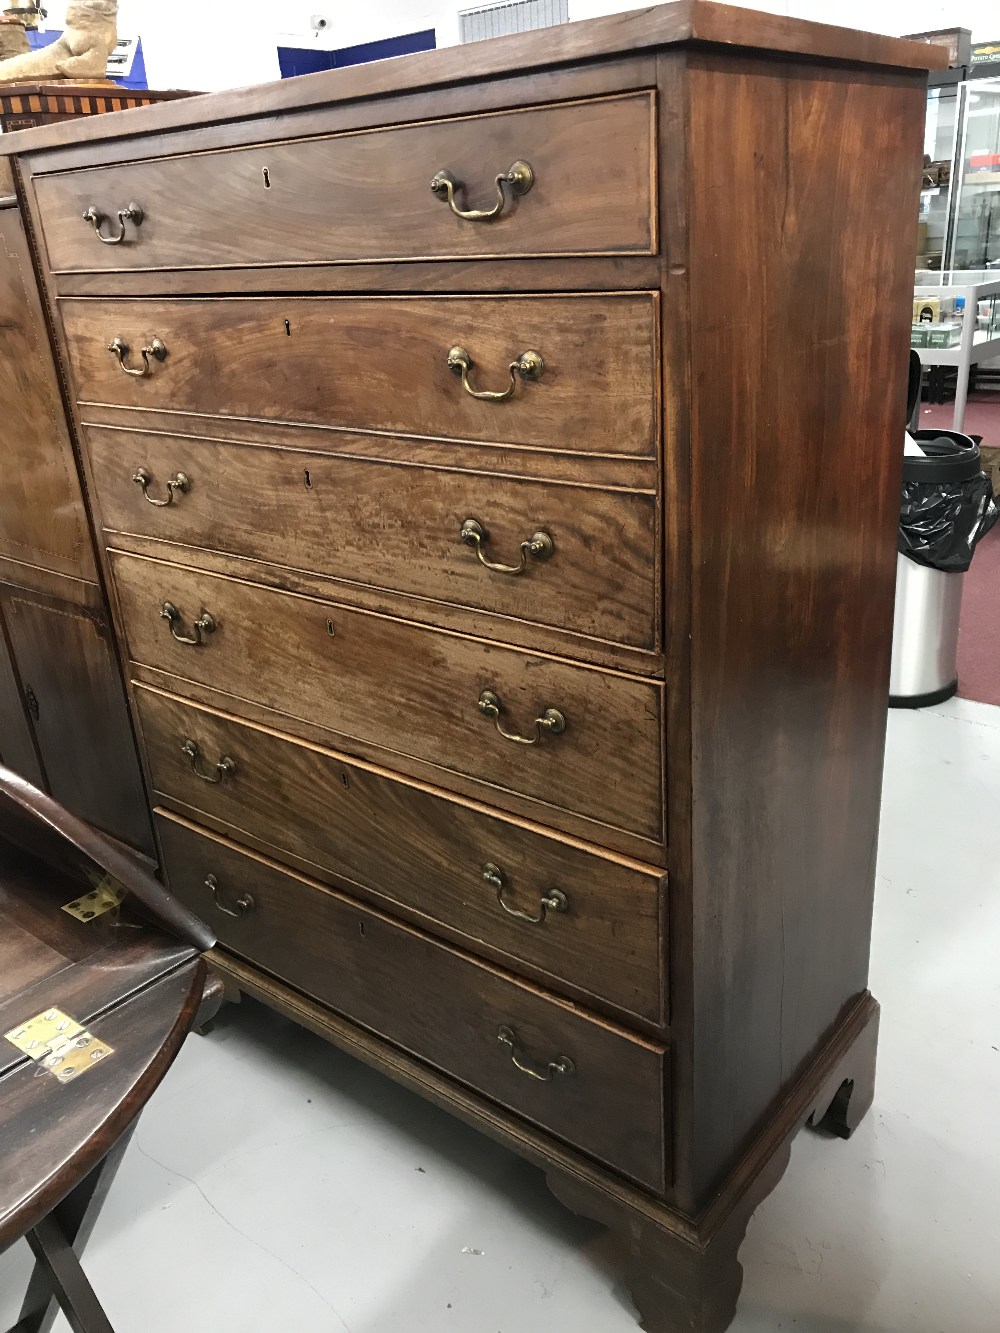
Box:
[277,29,436,81]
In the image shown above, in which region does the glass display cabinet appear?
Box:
[920,84,960,269]
[913,270,1000,427]
[920,76,1000,271]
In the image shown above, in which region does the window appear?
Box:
[459,0,570,44]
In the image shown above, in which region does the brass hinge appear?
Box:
[4,1008,113,1082]
[62,875,126,922]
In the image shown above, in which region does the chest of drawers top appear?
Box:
[7,1,936,297]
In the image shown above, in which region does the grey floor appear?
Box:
[2,696,998,1332]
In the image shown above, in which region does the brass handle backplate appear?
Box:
[497,1025,574,1081]
[133,466,189,506]
[482,863,568,924]
[205,873,254,918]
[108,335,168,378]
[181,738,236,784]
[478,689,565,746]
[460,518,553,575]
[82,202,143,244]
[430,160,533,222]
[447,345,543,402]
[161,601,215,646]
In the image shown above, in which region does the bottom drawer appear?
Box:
[157,811,668,1192]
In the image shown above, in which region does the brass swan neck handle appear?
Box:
[447,345,543,402]
[460,518,553,575]
[109,336,168,378]
[83,202,143,244]
[478,689,565,746]
[430,160,533,222]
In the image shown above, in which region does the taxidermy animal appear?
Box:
[0,0,117,82]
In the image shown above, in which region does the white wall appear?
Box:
[37,0,1000,92]
[573,0,1000,39]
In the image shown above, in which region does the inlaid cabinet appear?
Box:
[4,5,943,1327]
[0,195,152,854]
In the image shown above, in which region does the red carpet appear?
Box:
[957,524,1000,707]
[917,390,1000,446]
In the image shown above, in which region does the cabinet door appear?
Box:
[0,205,98,581]
[0,611,44,787]
[0,584,153,855]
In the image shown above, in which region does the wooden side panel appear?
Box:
[0,207,97,582]
[0,601,44,787]
[0,586,154,855]
[682,54,925,1199]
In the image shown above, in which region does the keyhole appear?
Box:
[358,921,366,937]
[304,469,312,489]
[340,771,350,789]
[326,619,335,637]
[284,319,291,336]
[262,167,271,188]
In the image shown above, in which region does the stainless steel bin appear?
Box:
[889,553,964,707]
[889,427,997,709]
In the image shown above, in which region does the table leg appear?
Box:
[19,1219,114,1333]
[13,1125,136,1333]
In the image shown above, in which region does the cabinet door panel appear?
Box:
[0,208,97,581]
[0,586,153,854]
[0,610,44,787]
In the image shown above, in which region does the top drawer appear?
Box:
[31,93,656,275]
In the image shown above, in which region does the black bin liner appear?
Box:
[899,429,999,573]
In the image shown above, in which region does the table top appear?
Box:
[0,770,210,1251]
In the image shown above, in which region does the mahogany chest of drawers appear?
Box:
[4,5,942,1327]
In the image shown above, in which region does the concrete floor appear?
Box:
[2,695,998,1332]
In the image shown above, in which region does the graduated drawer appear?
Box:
[34,93,655,274]
[156,811,667,1190]
[136,685,665,1023]
[112,553,665,845]
[62,294,658,457]
[90,428,658,650]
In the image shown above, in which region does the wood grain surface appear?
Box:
[88,427,659,650]
[1,586,154,855]
[0,208,95,582]
[35,92,655,273]
[0,959,204,1248]
[60,294,660,457]
[136,684,666,1023]
[679,53,925,1202]
[157,809,668,1191]
[111,552,666,843]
